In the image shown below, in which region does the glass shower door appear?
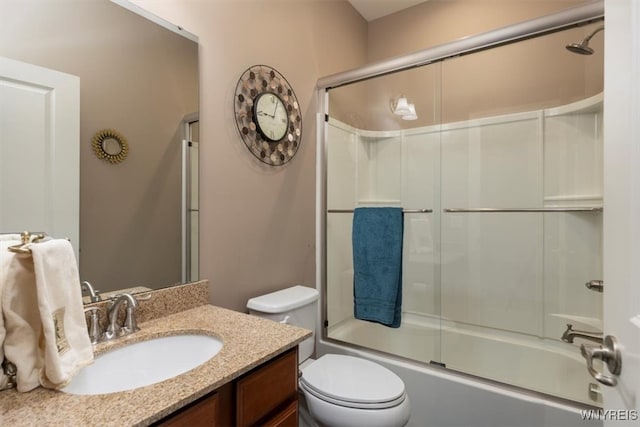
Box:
[438,23,603,405]
[325,64,444,366]
[322,10,604,408]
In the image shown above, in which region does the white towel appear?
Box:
[0,239,20,389]
[0,241,10,389]
[0,234,21,242]
[1,241,43,392]
[29,239,93,389]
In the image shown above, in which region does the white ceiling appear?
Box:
[348,0,428,22]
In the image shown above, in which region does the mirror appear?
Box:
[92,129,129,164]
[103,139,122,156]
[0,0,199,296]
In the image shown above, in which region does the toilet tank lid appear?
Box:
[247,285,319,313]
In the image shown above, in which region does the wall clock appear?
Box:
[234,65,302,166]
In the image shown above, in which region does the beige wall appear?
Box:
[0,0,198,293]
[367,0,590,62]
[130,0,368,311]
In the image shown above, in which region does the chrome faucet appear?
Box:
[102,293,140,341]
[561,324,603,344]
[81,280,101,302]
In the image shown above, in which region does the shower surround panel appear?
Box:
[325,94,603,406]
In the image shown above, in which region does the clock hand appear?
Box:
[272,102,278,117]
[257,111,274,118]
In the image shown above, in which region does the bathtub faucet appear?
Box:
[561,324,603,344]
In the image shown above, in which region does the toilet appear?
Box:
[247,285,411,427]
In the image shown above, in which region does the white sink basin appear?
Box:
[61,334,223,395]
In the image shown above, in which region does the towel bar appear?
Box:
[328,208,432,213]
[443,207,603,213]
[7,231,48,254]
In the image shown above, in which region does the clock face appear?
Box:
[234,65,302,166]
[254,92,289,142]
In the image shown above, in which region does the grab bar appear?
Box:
[328,208,432,213]
[443,207,603,213]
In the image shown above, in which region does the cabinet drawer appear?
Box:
[155,382,234,427]
[156,392,218,427]
[236,348,298,427]
[263,400,298,427]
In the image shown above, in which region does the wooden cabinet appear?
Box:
[154,382,233,427]
[260,400,298,427]
[236,348,298,426]
[155,392,218,427]
[156,347,298,427]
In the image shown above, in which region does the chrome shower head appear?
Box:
[566,26,604,55]
[566,41,594,55]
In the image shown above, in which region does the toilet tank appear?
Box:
[247,285,319,362]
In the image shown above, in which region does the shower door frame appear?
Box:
[316,0,605,408]
[181,112,199,284]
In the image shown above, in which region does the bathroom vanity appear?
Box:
[157,347,298,426]
[0,282,310,426]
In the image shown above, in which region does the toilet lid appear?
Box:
[300,354,406,409]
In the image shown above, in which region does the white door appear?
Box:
[0,56,79,258]
[601,0,640,424]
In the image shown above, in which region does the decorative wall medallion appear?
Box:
[234,65,302,166]
[91,129,129,164]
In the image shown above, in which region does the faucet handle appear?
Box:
[83,306,102,345]
[134,293,152,302]
[1,359,17,390]
[122,304,140,335]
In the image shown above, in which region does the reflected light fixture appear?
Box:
[390,95,418,120]
[402,104,418,121]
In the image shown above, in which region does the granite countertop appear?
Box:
[0,304,311,426]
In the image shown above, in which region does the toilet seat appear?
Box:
[299,354,406,409]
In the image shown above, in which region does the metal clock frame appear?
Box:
[234,65,302,166]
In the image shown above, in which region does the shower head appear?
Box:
[566,26,604,55]
[566,41,594,55]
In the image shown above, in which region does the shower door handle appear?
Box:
[580,335,622,387]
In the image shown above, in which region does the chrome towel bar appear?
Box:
[327,207,601,213]
[328,208,432,213]
[443,207,602,213]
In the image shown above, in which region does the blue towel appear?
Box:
[352,207,403,328]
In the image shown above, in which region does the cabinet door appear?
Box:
[236,348,298,427]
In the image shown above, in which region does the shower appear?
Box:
[319,9,605,417]
[566,26,604,54]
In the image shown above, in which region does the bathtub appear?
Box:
[322,315,602,427]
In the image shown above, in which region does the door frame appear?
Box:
[602,0,640,420]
